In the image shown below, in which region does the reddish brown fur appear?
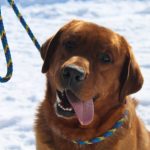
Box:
[35,20,150,150]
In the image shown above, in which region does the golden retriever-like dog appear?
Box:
[35,20,150,150]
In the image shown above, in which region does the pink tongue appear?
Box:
[66,90,94,126]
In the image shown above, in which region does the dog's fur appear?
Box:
[35,20,150,150]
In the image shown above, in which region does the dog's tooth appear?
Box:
[69,108,73,111]
[58,104,61,108]
[68,108,73,111]
[58,103,63,109]
[65,108,72,111]
[63,107,67,111]
[66,108,69,111]
[56,94,61,103]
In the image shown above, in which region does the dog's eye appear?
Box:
[99,52,112,64]
[63,40,76,51]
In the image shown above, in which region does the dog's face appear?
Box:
[41,20,143,126]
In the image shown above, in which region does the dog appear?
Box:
[35,20,150,150]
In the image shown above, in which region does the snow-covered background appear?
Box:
[0,0,150,149]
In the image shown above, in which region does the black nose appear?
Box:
[61,65,86,87]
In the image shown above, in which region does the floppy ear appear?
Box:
[40,37,53,60]
[41,29,63,73]
[41,20,82,73]
[119,37,144,103]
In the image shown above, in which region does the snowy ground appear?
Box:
[0,0,150,149]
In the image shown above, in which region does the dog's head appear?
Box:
[41,20,143,126]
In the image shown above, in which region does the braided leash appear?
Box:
[72,110,128,145]
[7,0,41,51]
[0,8,13,82]
[0,0,41,83]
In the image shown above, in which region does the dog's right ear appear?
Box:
[41,20,81,73]
[41,29,63,73]
[40,37,52,60]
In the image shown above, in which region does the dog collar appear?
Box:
[72,110,128,145]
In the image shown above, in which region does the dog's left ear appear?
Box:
[119,37,144,103]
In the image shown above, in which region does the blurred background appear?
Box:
[0,0,150,149]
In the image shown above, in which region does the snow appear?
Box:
[0,0,150,149]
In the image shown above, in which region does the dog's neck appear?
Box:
[45,79,128,142]
[73,110,128,145]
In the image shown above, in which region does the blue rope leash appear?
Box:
[0,0,41,83]
[0,8,13,83]
[7,0,41,51]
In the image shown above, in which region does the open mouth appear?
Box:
[56,90,75,117]
[55,90,96,125]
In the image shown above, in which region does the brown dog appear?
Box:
[35,20,150,150]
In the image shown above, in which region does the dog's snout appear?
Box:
[61,65,86,87]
